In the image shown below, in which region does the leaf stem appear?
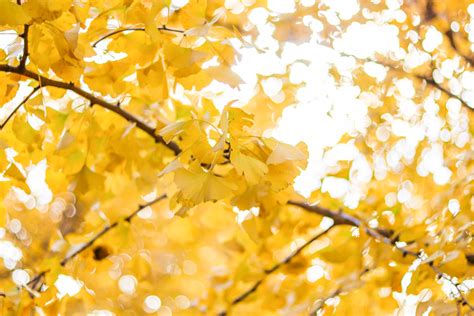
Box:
[92,25,185,48]
[0,86,40,129]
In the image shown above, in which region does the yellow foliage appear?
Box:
[0,0,472,315]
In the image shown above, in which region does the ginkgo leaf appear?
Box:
[163,42,209,77]
[158,120,191,143]
[0,0,30,25]
[221,107,254,138]
[174,163,237,204]
[171,0,207,28]
[206,66,244,88]
[12,115,40,144]
[266,142,307,165]
[158,159,182,177]
[5,162,26,181]
[231,150,268,185]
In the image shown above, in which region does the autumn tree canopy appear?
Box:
[0,0,473,314]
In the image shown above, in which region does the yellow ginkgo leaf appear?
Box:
[220,107,254,138]
[0,0,30,25]
[174,163,237,204]
[266,141,308,165]
[158,120,191,144]
[231,150,268,185]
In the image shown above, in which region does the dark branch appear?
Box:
[382,60,472,112]
[445,30,474,66]
[310,288,341,315]
[419,0,474,66]
[415,73,470,109]
[26,270,48,296]
[0,64,181,155]
[309,268,370,315]
[344,53,474,113]
[0,86,40,129]
[219,226,335,315]
[431,265,474,311]
[289,200,474,311]
[466,254,474,265]
[60,194,166,266]
[24,194,167,297]
[287,200,398,247]
[424,0,436,22]
[18,24,29,70]
[92,25,185,48]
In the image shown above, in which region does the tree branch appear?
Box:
[0,64,181,155]
[18,24,29,70]
[60,194,166,266]
[289,200,474,311]
[419,0,474,67]
[219,226,335,315]
[444,30,474,66]
[344,53,474,112]
[310,287,341,315]
[309,268,369,315]
[287,200,397,247]
[431,265,474,311]
[0,86,40,129]
[23,194,167,296]
[92,25,185,48]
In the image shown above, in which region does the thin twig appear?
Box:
[335,51,474,112]
[419,0,474,66]
[309,268,370,315]
[60,194,166,266]
[25,194,167,296]
[431,265,474,311]
[219,226,335,315]
[0,86,40,129]
[92,25,185,48]
[375,59,473,112]
[287,200,398,248]
[289,200,474,311]
[310,288,341,316]
[444,30,474,66]
[0,64,181,155]
[18,24,29,70]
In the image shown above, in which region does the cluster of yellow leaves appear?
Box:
[0,0,472,315]
[159,107,307,212]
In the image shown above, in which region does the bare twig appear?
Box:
[431,265,474,311]
[310,287,341,316]
[287,200,399,249]
[25,194,166,296]
[444,30,474,66]
[0,64,181,155]
[309,268,370,315]
[92,25,185,48]
[219,226,335,315]
[18,24,29,70]
[60,194,166,266]
[289,200,474,311]
[337,51,474,112]
[0,86,40,129]
[419,0,474,66]
[414,74,471,111]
